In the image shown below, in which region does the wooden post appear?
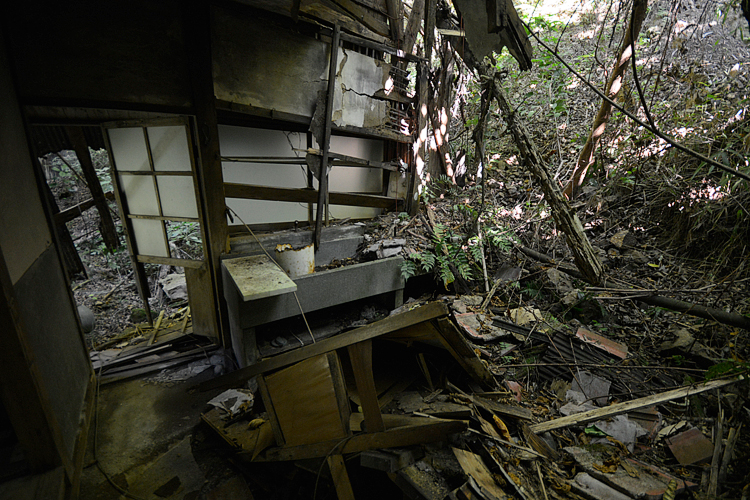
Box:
[348,340,385,433]
[315,24,340,249]
[327,454,356,500]
[183,0,228,342]
[40,177,85,278]
[65,126,120,252]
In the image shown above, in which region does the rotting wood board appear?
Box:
[261,353,351,447]
[223,255,297,301]
[434,318,496,388]
[452,447,508,500]
[531,376,744,434]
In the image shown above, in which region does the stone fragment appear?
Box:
[623,249,649,264]
[547,268,574,292]
[666,427,714,465]
[77,304,95,333]
[159,273,188,301]
[571,371,610,406]
[565,446,696,500]
[494,265,522,284]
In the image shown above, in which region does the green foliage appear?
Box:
[705,360,748,380]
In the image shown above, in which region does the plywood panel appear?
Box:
[14,246,91,462]
[263,353,348,447]
[223,255,297,301]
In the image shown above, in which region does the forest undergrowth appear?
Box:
[400,0,750,383]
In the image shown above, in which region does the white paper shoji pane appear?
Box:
[130,219,168,257]
[147,126,192,172]
[108,128,150,171]
[119,174,160,216]
[157,176,199,218]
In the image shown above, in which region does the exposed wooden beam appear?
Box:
[224,183,404,210]
[316,24,341,250]
[53,191,115,225]
[184,0,228,344]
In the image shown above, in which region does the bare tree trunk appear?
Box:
[428,40,456,180]
[481,63,604,285]
[563,0,648,199]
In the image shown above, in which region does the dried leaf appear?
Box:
[248,418,265,430]
[621,460,639,478]
[606,435,629,453]
[592,462,619,474]
[493,415,513,442]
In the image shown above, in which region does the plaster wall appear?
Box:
[0,35,91,464]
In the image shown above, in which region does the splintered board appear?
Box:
[260,352,351,447]
[223,255,297,301]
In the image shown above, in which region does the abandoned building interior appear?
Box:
[2,0,748,498]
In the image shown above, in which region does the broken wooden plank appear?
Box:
[327,454,356,500]
[470,395,533,421]
[223,183,405,210]
[53,191,116,225]
[147,310,165,346]
[199,302,449,391]
[530,377,744,434]
[452,448,506,500]
[222,255,297,302]
[434,318,496,388]
[252,418,467,462]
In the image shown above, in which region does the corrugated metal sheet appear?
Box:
[529,331,678,397]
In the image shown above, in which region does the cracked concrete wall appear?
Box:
[329,49,391,129]
[213,5,393,131]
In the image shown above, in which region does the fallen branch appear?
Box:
[530,376,744,434]
[516,244,750,331]
[496,362,705,373]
